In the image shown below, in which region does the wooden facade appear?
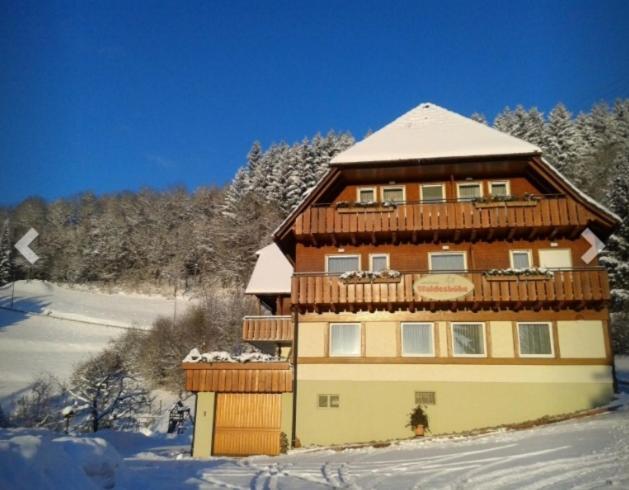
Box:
[242,315,293,342]
[291,268,610,312]
[294,195,594,244]
[183,362,293,393]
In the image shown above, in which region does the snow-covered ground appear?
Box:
[1,392,628,489]
[0,280,188,329]
[0,280,191,402]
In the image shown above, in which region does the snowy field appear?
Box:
[1,392,629,489]
[0,280,190,402]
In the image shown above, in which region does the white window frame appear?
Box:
[325,254,361,273]
[489,180,511,197]
[369,253,390,272]
[509,249,533,269]
[401,322,435,357]
[428,251,468,272]
[356,186,376,203]
[456,181,484,200]
[380,185,406,203]
[420,183,446,202]
[516,322,555,358]
[538,248,573,269]
[450,322,487,358]
[329,323,362,357]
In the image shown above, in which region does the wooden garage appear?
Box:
[183,361,293,457]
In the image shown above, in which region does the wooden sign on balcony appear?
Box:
[413,274,475,300]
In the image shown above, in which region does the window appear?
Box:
[318,394,340,408]
[510,250,532,269]
[489,181,510,197]
[457,182,483,201]
[330,323,361,356]
[357,187,376,203]
[370,254,389,272]
[429,252,467,272]
[420,184,445,202]
[381,186,405,203]
[517,322,554,357]
[326,255,360,274]
[538,249,572,269]
[415,391,436,405]
[402,323,435,356]
[451,323,486,357]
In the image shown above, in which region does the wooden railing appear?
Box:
[294,196,593,240]
[291,268,610,311]
[242,316,293,342]
[182,362,293,393]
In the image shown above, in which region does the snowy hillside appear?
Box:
[0,281,192,402]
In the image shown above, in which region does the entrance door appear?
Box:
[213,393,282,456]
[538,249,572,269]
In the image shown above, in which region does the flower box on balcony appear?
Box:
[485,274,549,281]
[341,277,402,284]
[483,268,553,281]
[505,200,538,207]
[335,201,398,213]
[339,270,402,284]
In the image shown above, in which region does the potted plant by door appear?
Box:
[408,404,429,437]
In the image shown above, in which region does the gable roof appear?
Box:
[245,243,293,295]
[331,103,541,165]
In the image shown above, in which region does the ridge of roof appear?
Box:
[331,102,541,165]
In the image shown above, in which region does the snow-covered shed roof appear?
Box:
[245,243,293,295]
[331,103,541,164]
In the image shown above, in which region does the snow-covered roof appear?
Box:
[245,243,293,295]
[331,103,541,164]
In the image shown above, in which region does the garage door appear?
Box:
[213,393,282,456]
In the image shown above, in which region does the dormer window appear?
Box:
[357,187,376,203]
[381,186,405,203]
[489,181,510,197]
[457,182,483,201]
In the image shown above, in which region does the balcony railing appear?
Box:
[291,268,610,312]
[294,195,593,242]
[242,316,293,342]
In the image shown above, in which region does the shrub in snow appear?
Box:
[9,374,67,431]
[69,349,153,433]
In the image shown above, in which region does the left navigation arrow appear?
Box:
[15,228,40,264]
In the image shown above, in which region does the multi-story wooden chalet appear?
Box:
[183,103,619,457]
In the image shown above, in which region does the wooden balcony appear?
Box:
[294,195,594,244]
[291,268,610,312]
[242,316,293,342]
[182,362,293,393]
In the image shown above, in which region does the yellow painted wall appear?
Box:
[192,392,215,458]
[295,368,613,446]
[280,393,293,439]
[298,322,326,357]
[365,322,397,357]
[437,321,448,357]
[490,321,515,358]
[558,320,606,358]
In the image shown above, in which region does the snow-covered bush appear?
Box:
[69,349,152,433]
[8,375,67,431]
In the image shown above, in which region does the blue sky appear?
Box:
[1,0,628,205]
